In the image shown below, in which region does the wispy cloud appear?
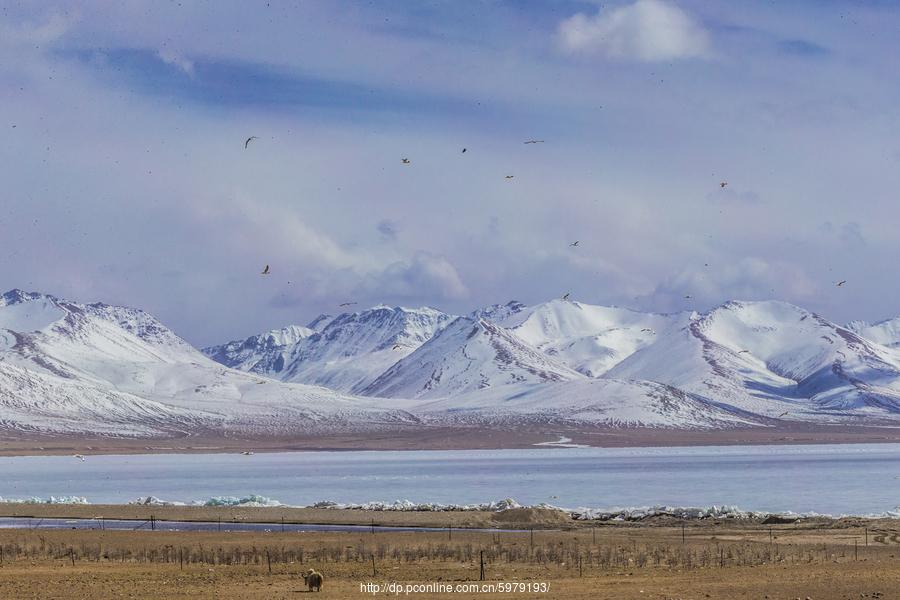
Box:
[3,1,900,344]
[157,49,195,76]
[557,0,710,61]
[778,38,829,58]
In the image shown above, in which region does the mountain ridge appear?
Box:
[5,289,900,439]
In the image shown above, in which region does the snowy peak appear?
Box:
[363,316,584,399]
[1,289,53,306]
[306,313,335,332]
[470,300,527,323]
[201,324,315,374]
[609,299,900,417]
[202,304,457,393]
[848,317,900,349]
[0,290,67,333]
[277,305,456,393]
[315,305,452,351]
[501,299,685,377]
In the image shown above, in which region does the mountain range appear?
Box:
[3,288,900,440]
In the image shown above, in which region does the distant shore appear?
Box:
[3,423,900,456]
[0,502,888,531]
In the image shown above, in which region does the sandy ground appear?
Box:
[0,515,897,599]
[4,423,900,456]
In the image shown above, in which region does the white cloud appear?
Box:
[157,49,195,76]
[365,253,468,301]
[558,0,710,61]
[638,257,817,312]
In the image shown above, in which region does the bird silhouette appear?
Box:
[719,181,728,188]
[778,411,790,418]
[339,302,357,307]
[640,328,654,333]
[401,158,410,164]
[836,280,846,287]
[684,295,693,299]
[524,140,545,144]
[261,265,270,275]
[738,350,750,354]
[505,175,514,179]
[462,148,467,153]
[244,136,258,149]
[570,241,579,247]
[562,292,570,301]
[73,454,85,461]
[392,344,402,350]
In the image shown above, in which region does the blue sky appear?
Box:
[2,0,900,345]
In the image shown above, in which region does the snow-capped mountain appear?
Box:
[203,324,315,374]
[848,316,900,349]
[0,290,416,436]
[608,300,900,419]
[470,300,527,323]
[7,288,900,439]
[499,299,687,377]
[363,316,585,399]
[204,305,455,393]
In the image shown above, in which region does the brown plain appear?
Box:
[0,505,898,599]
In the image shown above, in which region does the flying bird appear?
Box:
[562,292,570,301]
[401,158,410,164]
[392,344,402,350]
[462,148,467,153]
[640,328,654,334]
[570,241,579,247]
[836,280,846,287]
[261,265,270,275]
[244,136,258,149]
[684,295,693,299]
[339,302,357,307]
[523,140,545,144]
[73,454,85,461]
[241,451,254,456]
[719,181,728,188]
[737,350,750,354]
[778,411,790,418]
[505,175,514,179]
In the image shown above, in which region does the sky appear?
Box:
[3,0,900,347]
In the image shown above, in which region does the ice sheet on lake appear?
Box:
[309,498,521,512]
[0,496,89,505]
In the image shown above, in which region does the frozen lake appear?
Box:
[2,443,900,515]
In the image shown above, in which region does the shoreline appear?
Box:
[4,423,900,456]
[0,503,888,530]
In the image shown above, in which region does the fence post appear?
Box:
[372,554,377,576]
[480,550,485,581]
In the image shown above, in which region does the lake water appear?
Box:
[2,443,899,516]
